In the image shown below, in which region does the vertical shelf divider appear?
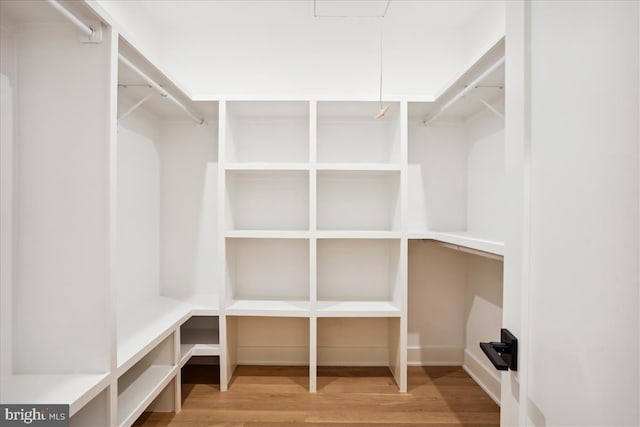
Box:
[309,100,318,392]
[398,100,409,392]
[218,100,229,392]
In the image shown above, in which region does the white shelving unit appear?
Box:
[219,99,407,393]
[117,334,176,426]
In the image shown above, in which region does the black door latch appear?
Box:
[480,328,518,371]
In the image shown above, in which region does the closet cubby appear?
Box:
[225,238,310,314]
[225,316,311,388]
[70,389,109,427]
[180,316,221,367]
[317,317,402,390]
[117,334,176,426]
[226,170,309,232]
[225,101,309,164]
[317,171,401,232]
[316,239,402,316]
[317,101,401,165]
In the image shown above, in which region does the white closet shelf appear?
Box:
[225,162,309,171]
[316,163,401,171]
[408,231,504,256]
[117,365,175,427]
[174,294,220,315]
[0,373,110,417]
[316,230,401,239]
[225,299,311,317]
[316,301,401,317]
[179,343,221,367]
[432,231,504,256]
[225,230,310,239]
[117,296,212,373]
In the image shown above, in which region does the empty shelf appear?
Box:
[316,301,401,317]
[117,365,175,426]
[226,299,311,317]
[432,231,504,256]
[0,373,110,417]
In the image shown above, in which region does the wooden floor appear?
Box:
[134,365,499,426]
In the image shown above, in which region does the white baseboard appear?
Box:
[407,345,464,366]
[462,349,501,405]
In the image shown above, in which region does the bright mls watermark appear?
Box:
[0,405,69,426]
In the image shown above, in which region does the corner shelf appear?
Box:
[408,231,504,257]
[117,296,190,373]
[180,316,221,367]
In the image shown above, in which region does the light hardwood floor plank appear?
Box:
[134,366,499,426]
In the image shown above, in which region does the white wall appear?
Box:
[96,0,505,99]
[466,109,505,240]
[116,110,161,310]
[0,14,17,380]
[160,120,218,298]
[10,21,111,374]
[526,1,639,425]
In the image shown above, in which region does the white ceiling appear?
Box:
[109,0,500,31]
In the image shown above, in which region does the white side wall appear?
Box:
[10,21,111,374]
[160,120,218,298]
[116,110,161,310]
[526,1,639,425]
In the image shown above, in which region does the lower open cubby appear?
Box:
[316,317,403,392]
[225,316,311,390]
[179,316,221,367]
[117,334,176,426]
[69,388,109,427]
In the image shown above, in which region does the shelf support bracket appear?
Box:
[117,91,155,124]
[471,92,505,120]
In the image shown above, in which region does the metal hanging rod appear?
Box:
[423,56,505,126]
[46,0,101,42]
[45,0,204,125]
[119,54,205,125]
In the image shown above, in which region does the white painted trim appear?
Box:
[463,349,501,406]
[406,346,464,366]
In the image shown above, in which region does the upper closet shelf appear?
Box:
[408,231,504,257]
[412,38,505,125]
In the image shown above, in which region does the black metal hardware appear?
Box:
[480,328,518,371]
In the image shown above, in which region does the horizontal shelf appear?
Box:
[225,299,311,317]
[316,301,401,317]
[180,343,221,367]
[316,230,401,239]
[174,294,220,315]
[0,373,110,417]
[117,296,192,373]
[225,162,309,171]
[408,231,504,256]
[316,163,401,171]
[225,230,310,239]
[117,365,175,427]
